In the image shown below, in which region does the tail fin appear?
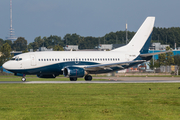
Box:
[112,17,155,53]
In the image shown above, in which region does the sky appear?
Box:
[0,0,180,43]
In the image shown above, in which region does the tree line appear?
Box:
[1,27,180,67]
[0,27,180,51]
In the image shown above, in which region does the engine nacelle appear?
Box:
[63,67,85,77]
[37,74,56,78]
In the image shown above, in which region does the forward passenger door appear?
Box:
[30,55,37,66]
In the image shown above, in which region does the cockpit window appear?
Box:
[11,58,16,60]
[14,57,22,61]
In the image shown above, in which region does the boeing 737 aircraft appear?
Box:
[3,16,166,82]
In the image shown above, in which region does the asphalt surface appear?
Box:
[0,77,180,84]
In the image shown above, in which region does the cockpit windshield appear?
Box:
[11,58,16,60]
[11,57,22,61]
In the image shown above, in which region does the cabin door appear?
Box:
[30,55,37,66]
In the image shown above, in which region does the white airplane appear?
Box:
[3,16,165,82]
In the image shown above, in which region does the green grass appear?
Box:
[0,74,180,82]
[0,76,108,81]
[0,83,180,120]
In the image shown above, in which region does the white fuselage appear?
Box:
[3,50,139,74]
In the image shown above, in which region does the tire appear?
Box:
[70,77,77,81]
[22,77,26,82]
[84,75,92,81]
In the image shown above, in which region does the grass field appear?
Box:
[0,74,180,82]
[0,83,180,120]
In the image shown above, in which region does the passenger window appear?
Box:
[39,59,40,61]
[41,59,43,61]
[44,59,46,61]
[47,59,48,61]
[49,59,51,61]
[52,59,54,61]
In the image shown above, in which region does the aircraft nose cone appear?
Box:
[2,62,9,70]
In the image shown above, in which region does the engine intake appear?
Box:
[63,67,85,77]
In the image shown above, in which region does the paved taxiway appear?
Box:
[0,77,180,84]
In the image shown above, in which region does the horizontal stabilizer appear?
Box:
[140,51,171,57]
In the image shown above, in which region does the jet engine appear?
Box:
[63,67,85,77]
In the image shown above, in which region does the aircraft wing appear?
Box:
[83,60,145,71]
[140,51,171,57]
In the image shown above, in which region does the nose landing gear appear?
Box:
[21,74,26,82]
[21,77,26,82]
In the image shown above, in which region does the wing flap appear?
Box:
[84,60,145,71]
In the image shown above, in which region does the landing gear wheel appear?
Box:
[84,75,92,81]
[70,77,77,81]
[22,77,26,82]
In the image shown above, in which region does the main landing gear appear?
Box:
[70,77,77,81]
[84,75,92,81]
[69,75,93,81]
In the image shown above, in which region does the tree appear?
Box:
[53,45,64,51]
[158,53,166,66]
[12,37,27,51]
[165,46,174,65]
[0,38,4,49]
[0,43,12,66]
[148,58,159,69]
[174,55,180,66]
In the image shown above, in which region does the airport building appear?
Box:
[98,44,125,51]
[64,45,78,51]
[149,42,180,60]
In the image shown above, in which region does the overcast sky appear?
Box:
[0,0,180,43]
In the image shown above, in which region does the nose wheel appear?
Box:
[21,77,26,82]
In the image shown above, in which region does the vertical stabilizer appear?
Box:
[112,17,155,53]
